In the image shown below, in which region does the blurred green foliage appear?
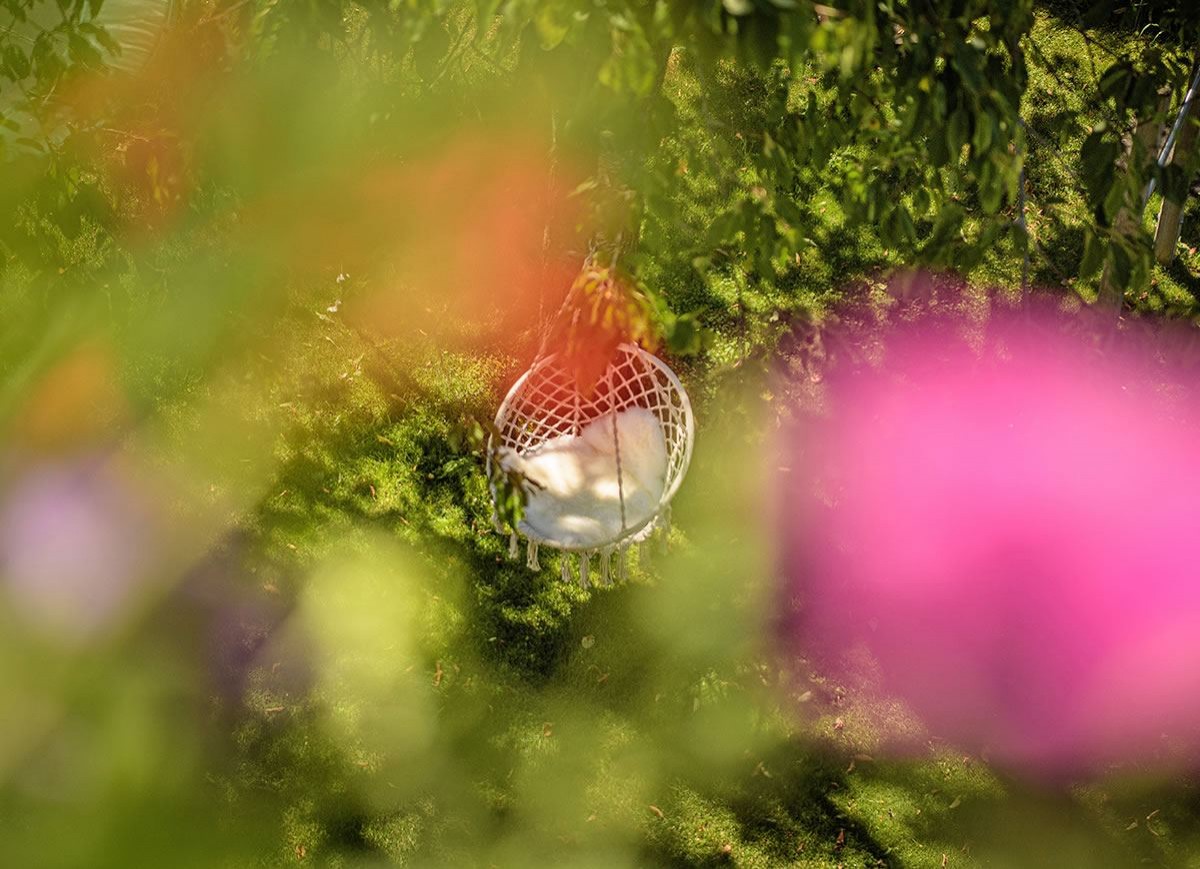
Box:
[2,0,1200,867]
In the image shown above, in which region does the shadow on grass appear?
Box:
[253,360,582,682]
[1163,256,1200,301]
[638,739,895,867]
[1028,218,1084,289]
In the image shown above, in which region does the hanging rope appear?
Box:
[611,390,627,533]
[525,242,634,555]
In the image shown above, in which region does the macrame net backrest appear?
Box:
[492,343,694,552]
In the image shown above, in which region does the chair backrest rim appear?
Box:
[489,343,695,551]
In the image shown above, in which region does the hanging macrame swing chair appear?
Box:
[489,337,694,588]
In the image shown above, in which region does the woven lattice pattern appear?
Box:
[492,344,694,549]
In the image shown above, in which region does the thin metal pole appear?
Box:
[1142,61,1200,207]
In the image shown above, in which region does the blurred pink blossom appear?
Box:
[780,293,1200,778]
[0,460,156,639]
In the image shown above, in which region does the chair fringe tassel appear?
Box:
[509,537,637,587]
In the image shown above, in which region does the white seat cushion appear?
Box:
[501,407,668,548]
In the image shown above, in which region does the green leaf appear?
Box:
[1109,243,1133,290]
[1080,230,1106,279]
[884,202,916,248]
[1098,62,1132,101]
[666,314,702,355]
[1102,181,1126,225]
[68,32,103,68]
[946,109,969,161]
[924,201,965,254]
[79,22,121,57]
[473,0,502,38]
[952,44,985,96]
[1158,162,1190,205]
[977,217,1006,250]
[972,111,994,155]
[534,3,570,50]
[1080,130,1119,206]
[1081,0,1116,27]
[928,124,950,167]
[4,45,31,80]
[704,208,742,247]
[912,185,931,217]
[978,159,1003,214]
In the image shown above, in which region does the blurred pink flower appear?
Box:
[780,295,1200,778]
[0,461,155,639]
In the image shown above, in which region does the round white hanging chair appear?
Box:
[489,343,694,585]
